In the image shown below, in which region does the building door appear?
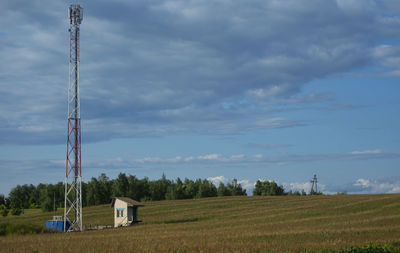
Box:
[133,207,138,222]
[128,207,133,221]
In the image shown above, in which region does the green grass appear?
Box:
[0,222,52,236]
[335,243,400,253]
[1,194,400,252]
[145,216,205,224]
[162,217,204,224]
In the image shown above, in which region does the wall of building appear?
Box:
[114,199,128,227]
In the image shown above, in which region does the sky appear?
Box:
[1,0,400,196]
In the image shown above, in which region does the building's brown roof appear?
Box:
[111,197,144,207]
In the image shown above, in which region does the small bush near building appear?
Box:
[0,222,51,236]
[0,204,8,217]
[10,207,22,216]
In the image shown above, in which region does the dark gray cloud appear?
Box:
[1,0,399,144]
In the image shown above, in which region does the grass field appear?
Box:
[1,194,400,252]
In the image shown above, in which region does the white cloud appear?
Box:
[184,156,194,162]
[352,178,400,193]
[207,176,228,185]
[229,154,245,160]
[207,176,255,193]
[354,178,370,187]
[237,179,254,191]
[198,154,221,161]
[282,181,326,193]
[106,150,400,167]
[248,84,293,98]
[351,149,382,155]
[253,154,263,159]
[134,157,162,163]
[132,153,249,164]
[284,182,312,192]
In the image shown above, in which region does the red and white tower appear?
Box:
[64,4,83,232]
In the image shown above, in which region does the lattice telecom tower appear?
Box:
[310,174,318,194]
[64,4,83,232]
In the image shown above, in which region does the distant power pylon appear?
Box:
[310,174,318,195]
[64,4,83,232]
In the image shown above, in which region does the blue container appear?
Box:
[45,220,71,232]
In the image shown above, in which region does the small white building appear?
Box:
[111,197,144,227]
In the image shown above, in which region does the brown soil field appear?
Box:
[1,194,400,252]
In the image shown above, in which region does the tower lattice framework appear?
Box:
[310,174,318,194]
[64,4,83,232]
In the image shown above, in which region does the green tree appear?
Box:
[86,177,100,206]
[0,204,8,217]
[165,184,177,200]
[98,173,112,203]
[39,187,56,212]
[40,195,53,212]
[31,184,41,206]
[228,179,247,196]
[55,182,65,208]
[35,183,47,207]
[217,182,231,196]
[127,175,148,201]
[81,181,87,207]
[253,180,284,196]
[174,178,185,199]
[112,173,129,197]
[149,174,171,201]
[137,177,150,201]
[4,197,11,209]
[197,180,217,198]
[0,194,5,206]
[8,185,24,209]
[183,178,198,198]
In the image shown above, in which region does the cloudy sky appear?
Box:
[1,0,400,195]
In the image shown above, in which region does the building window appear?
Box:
[116,209,124,217]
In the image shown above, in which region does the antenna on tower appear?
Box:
[64,3,83,232]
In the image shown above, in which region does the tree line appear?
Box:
[0,173,320,216]
[1,173,247,213]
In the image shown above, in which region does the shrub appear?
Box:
[11,207,22,216]
[0,204,8,217]
[336,243,400,253]
[0,222,50,236]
